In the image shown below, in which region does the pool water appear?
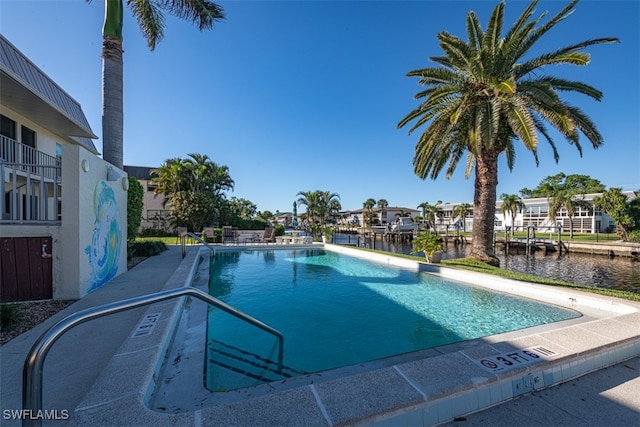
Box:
[206,248,580,391]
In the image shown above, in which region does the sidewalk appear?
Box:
[440,356,639,427]
[0,245,183,426]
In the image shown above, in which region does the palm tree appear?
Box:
[547,190,591,239]
[500,194,525,238]
[362,198,376,227]
[417,202,431,227]
[452,203,472,232]
[151,153,233,230]
[417,202,434,231]
[377,199,389,224]
[317,190,341,224]
[94,0,225,168]
[398,0,617,265]
[297,190,340,238]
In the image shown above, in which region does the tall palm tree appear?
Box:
[398,0,617,265]
[93,0,225,168]
[500,193,525,237]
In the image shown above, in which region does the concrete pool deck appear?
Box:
[0,244,638,426]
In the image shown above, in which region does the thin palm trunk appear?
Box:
[470,149,499,265]
[102,35,123,168]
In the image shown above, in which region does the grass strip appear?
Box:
[348,246,640,302]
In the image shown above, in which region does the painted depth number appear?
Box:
[475,345,557,373]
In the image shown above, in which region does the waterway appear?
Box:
[332,234,640,294]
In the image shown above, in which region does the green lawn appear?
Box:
[350,246,640,302]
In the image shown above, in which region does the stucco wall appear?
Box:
[60,145,128,299]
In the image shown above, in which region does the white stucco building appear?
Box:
[433,191,637,234]
[1,34,128,301]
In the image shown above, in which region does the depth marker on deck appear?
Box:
[132,313,161,337]
[474,345,558,374]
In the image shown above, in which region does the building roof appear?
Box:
[123,165,156,180]
[0,34,98,153]
[344,206,421,215]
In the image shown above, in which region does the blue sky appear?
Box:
[1,0,638,214]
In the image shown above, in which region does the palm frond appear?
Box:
[466,11,484,51]
[483,1,504,56]
[165,0,225,30]
[566,105,603,150]
[505,98,538,150]
[129,0,165,50]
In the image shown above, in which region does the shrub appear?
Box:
[412,231,444,262]
[138,227,175,238]
[230,218,270,230]
[628,230,640,243]
[127,241,167,259]
[274,224,285,236]
[0,303,22,330]
[127,177,144,242]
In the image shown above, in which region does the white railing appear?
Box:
[1,135,62,223]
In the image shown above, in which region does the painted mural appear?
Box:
[85,180,121,292]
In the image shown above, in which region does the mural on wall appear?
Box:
[85,180,121,292]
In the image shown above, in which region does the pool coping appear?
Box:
[69,244,640,426]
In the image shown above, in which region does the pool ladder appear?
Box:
[21,287,284,427]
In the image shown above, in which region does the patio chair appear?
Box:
[259,226,276,243]
[222,226,237,244]
[203,227,216,243]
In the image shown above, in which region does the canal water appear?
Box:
[332,234,640,294]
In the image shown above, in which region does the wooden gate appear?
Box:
[0,237,53,301]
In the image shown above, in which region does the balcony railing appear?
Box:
[1,135,62,223]
[1,135,61,180]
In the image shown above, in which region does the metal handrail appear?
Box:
[180,232,216,258]
[22,287,284,427]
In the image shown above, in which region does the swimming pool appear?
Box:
[205,248,580,391]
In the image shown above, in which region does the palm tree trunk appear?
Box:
[470,149,500,266]
[569,217,574,239]
[102,35,123,168]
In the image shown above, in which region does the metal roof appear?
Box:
[0,34,99,153]
[123,165,156,180]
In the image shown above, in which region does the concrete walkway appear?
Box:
[1,244,638,426]
[440,356,639,427]
[0,245,183,426]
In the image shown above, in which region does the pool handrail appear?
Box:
[22,287,284,427]
[181,232,215,258]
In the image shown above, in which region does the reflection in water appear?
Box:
[332,234,639,293]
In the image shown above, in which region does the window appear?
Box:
[56,144,62,160]
[21,126,37,167]
[1,114,16,139]
[22,126,36,148]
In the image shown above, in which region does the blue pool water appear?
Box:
[206,248,580,391]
